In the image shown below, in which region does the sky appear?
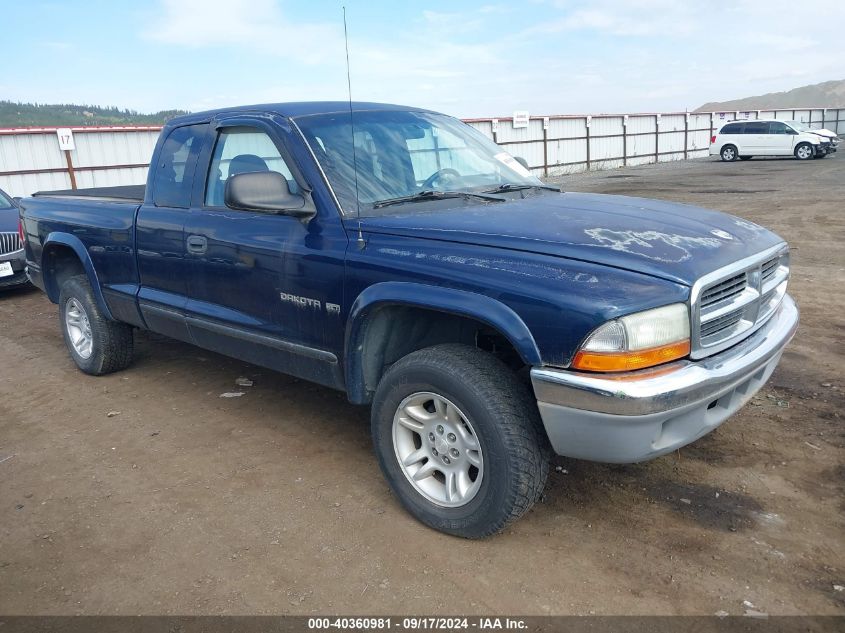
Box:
[3,0,844,118]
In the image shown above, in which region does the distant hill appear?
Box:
[0,101,188,127]
[696,79,845,112]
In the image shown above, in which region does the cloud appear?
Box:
[745,33,814,52]
[135,0,845,117]
[527,1,698,37]
[143,0,344,64]
[141,0,504,114]
[479,4,510,14]
[421,5,509,31]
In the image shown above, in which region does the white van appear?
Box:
[710,119,836,161]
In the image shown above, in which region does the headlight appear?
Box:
[572,303,690,372]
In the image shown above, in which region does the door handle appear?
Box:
[186,235,207,254]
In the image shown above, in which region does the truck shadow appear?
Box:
[130,329,769,535]
[0,284,38,300]
[542,457,766,533]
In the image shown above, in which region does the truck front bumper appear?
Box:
[530,294,798,463]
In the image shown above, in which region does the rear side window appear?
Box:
[153,124,206,208]
[744,122,769,134]
[720,123,744,134]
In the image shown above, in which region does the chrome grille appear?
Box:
[0,232,23,255]
[691,245,789,359]
[761,257,778,283]
[700,272,746,308]
[700,309,744,338]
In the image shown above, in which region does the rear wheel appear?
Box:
[371,344,550,538]
[59,275,134,375]
[794,143,814,160]
[720,145,738,161]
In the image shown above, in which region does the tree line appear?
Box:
[0,101,189,127]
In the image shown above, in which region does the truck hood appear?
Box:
[358,192,784,287]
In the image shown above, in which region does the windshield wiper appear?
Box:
[482,183,560,194]
[372,190,505,209]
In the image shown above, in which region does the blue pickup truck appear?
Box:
[19,102,798,538]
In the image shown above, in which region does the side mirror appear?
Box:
[224,171,311,217]
[514,156,530,170]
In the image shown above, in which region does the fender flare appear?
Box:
[344,281,541,403]
[42,232,114,320]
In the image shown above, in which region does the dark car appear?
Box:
[0,188,29,289]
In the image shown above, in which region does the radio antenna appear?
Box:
[342,6,364,246]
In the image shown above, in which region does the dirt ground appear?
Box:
[1,156,843,616]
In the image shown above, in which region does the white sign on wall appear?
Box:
[56,128,75,151]
[512,111,529,128]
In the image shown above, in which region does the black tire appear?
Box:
[371,343,550,538]
[794,142,814,160]
[58,274,134,375]
[739,156,753,161]
[720,145,738,162]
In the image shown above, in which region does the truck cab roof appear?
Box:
[168,101,432,127]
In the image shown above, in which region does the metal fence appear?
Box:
[0,126,160,198]
[0,107,842,197]
[465,107,844,177]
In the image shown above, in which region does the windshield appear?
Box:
[785,120,809,132]
[294,110,544,216]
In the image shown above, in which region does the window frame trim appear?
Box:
[151,122,209,209]
[721,122,745,135]
[197,113,314,213]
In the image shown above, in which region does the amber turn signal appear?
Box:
[571,339,691,372]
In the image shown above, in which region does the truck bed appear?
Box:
[20,186,143,314]
[33,184,145,203]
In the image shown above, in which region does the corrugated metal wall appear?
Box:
[0,108,842,196]
[0,127,160,197]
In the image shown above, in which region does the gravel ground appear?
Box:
[1,155,843,616]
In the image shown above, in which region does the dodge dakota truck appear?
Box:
[19,102,798,538]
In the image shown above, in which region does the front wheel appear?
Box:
[371,344,550,538]
[794,143,814,160]
[59,275,134,375]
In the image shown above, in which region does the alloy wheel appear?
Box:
[392,391,484,507]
